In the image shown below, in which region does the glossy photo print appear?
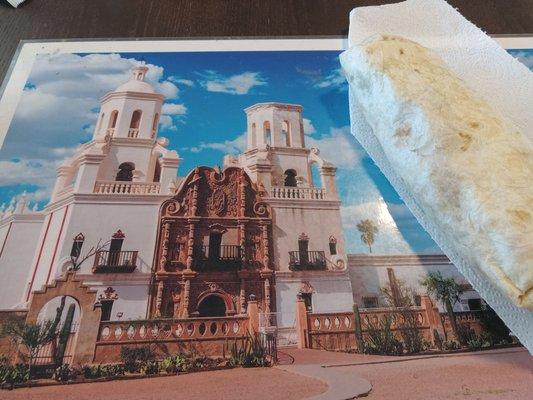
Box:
[0,39,531,392]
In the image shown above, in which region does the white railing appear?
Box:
[94,181,161,195]
[128,128,139,138]
[270,186,326,200]
[106,128,115,136]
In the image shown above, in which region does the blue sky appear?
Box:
[0,47,531,254]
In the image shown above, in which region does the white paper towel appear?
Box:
[342,0,533,352]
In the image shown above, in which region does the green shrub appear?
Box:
[141,360,160,375]
[161,354,187,374]
[0,363,29,387]
[479,305,511,344]
[442,340,459,351]
[229,334,270,368]
[120,345,155,373]
[52,364,79,382]
[456,323,477,345]
[81,364,125,379]
[362,314,404,356]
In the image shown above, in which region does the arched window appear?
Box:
[310,162,322,188]
[70,233,85,259]
[153,158,161,182]
[329,236,337,255]
[128,110,142,138]
[251,123,257,148]
[97,113,105,133]
[151,113,159,138]
[116,162,134,181]
[284,169,298,187]
[263,121,271,146]
[298,232,310,265]
[108,110,119,128]
[282,120,291,146]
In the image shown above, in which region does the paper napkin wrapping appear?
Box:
[7,0,26,7]
[341,0,533,352]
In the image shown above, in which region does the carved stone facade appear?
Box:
[149,166,274,318]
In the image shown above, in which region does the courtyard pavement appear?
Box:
[0,367,327,400]
[280,346,533,400]
[1,347,530,399]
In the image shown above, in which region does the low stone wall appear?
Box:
[0,309,28,361]
[441,311,483,339]
[296,295,444,352]
[94,315,251,363]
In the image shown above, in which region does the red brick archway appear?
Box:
[26,272,101,365]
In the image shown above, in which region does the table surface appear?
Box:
[0,0,532,83]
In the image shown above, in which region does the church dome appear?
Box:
[114,66,156,94]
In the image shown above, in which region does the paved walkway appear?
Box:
[279,347,532,400]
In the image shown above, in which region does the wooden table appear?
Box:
[0,0,532,82]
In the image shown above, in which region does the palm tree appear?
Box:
[421,272,463,344]
[356,219,378,253]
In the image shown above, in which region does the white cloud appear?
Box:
[306,126,363,169]
[162,103,187,116]
[302,118,316,135]
[188,133,247,154]
[510,50,533,70]
[314,68,347,91]
[200,71,266,95]
[0,159,58,188]
[168,77,195,87]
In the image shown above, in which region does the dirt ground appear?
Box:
[0,367,327,400]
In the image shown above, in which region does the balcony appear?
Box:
[193,245,242,271]
[270,186,326,200]
[288,251,327,271]
[94,181,161,195]
[93,250,138,273]
[127,128,139,138]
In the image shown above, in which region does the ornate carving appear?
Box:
[300,281,315,294]
[98,287,118,301]
[264,278,271,313]
[182,280,191,318]
[155,281,164,317]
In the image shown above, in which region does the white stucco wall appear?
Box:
[0,216,44,308]
[348,255,482,312]
[275,273,354,328]
[270,203,346,271]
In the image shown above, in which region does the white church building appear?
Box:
[0,66,482,344]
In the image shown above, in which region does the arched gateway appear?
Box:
[149,166,274,319]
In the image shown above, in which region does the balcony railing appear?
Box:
[94,181,161,195]
[288,251,327,271]
[270,186,326,200]
[193,245,242,271]
[128,128,139,138]
[93,250,138,273]
[106,128,115,136]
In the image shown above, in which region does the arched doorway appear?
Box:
[36,295,80,366]
[197,295,226,317]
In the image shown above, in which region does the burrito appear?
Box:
[340,35,533,308]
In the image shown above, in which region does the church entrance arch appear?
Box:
[197,294,227,317]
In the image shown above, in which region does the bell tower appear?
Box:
[93,66,164,140]
[245,103,305,150]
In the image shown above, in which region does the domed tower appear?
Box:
[50,65,180,199]
[93,66,164,140]
[241,103,337,198]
